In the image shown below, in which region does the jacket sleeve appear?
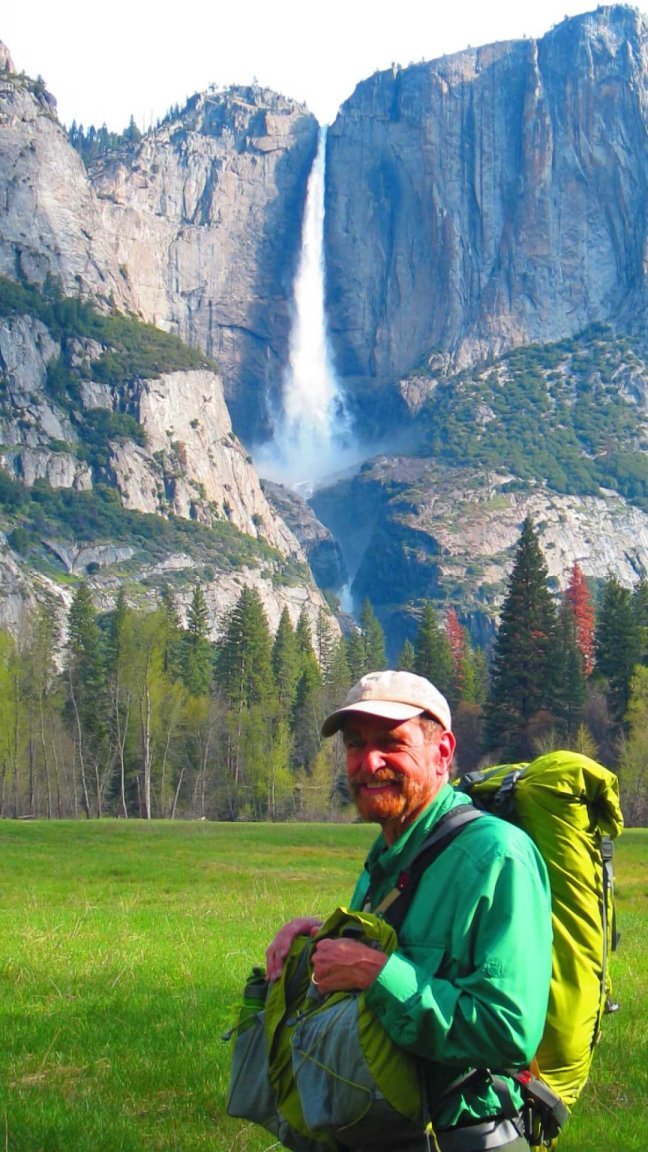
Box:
[364,832,553,1070]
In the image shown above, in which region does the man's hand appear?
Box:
[311,938,388,995]
[265,917,322,982]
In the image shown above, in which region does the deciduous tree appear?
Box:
[566,562,595,676]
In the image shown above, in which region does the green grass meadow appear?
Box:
[0,821,646,1152]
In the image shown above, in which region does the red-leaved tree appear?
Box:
[566,562,595,676]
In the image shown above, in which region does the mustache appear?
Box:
[350,772,400,787]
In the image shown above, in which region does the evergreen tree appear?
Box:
[293,650,323,769]
[315,608,336,681]
[566,562,595,676]
[159,585,184,681]
[325,635,352,701]
[105,589,128,673]
[445,607,465,705]
[360,599,387,671]
[295,608,318,664]
[397,638,416,671]
[460,642,489,707]
[413,603,453,696]
[293,608,323,769]
[104,589,132,819]
[595,576,639,723]
[632,576,648,666]
[483,517,558,759]
[216,587,275,710]
[66,582,109,816]
[343,627,364,682]
[272,608,301,715]
[554,595,586,740]
[182,584,212,696]
[215,589,279,810]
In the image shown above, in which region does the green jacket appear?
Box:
[350,784,553,1131]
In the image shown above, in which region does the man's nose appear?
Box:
[362,747,385,774]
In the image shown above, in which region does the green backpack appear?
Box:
[226,906,427,1150]
[226,751,623,1150]
[458,751,624,1115]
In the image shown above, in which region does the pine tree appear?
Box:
[566,562,595,676]
[483,517,559,759]
[345,628,367,683]
[397,638,416,671]
[632,576,648,666]
[413,603,453,696]
[293,608,323,769]
[460,642,489,707]
[295,608,317,663]
[216,587,275,710]
[159,585,184,680]
[595,576,639,723]
[554,595,586,740]
[182,584,212,697]
[315,608,336,681]
[445,607,465,705]
[66,582,109,816]
[360,599,387,671]
[272,608,301,714]
[325,635,352,701]
[104,589,132,819]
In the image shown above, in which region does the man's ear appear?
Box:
[438,729,456,765]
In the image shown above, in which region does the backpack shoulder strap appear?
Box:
[375,804,483,934]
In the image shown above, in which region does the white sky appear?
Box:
[4,1,645,132]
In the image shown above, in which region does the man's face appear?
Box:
[342,714,455,844]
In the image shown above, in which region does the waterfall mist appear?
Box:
[254,127,362,496]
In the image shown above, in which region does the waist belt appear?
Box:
[435,1116,525,1152]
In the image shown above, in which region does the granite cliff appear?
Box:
[325,5,648,428]
[0,49,335,642]
[0,297,332,643]
[0,55,318,446]
[91,87,318,443]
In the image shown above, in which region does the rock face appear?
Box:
[0,315,290,553]
[0,308,335,642]
[325,6,648,421]
[311,456,648,655]
[0,532,333,656]
[0,68,337,641]
[262,479,348,590]
[0,66,318,444]
[112,368,301,554]
[0,315,92,489]
[92,88,319,442]
[0,69,132,307]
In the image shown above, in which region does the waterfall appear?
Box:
[255,126,358,495]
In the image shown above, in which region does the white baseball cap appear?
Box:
[321,670,452,737]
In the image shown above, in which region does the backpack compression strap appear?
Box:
[371,805,483,933]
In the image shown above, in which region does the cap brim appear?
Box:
[321,701,425,738]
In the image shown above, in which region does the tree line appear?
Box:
[1,517,645,823]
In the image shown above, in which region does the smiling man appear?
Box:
[266,670,553,1152]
